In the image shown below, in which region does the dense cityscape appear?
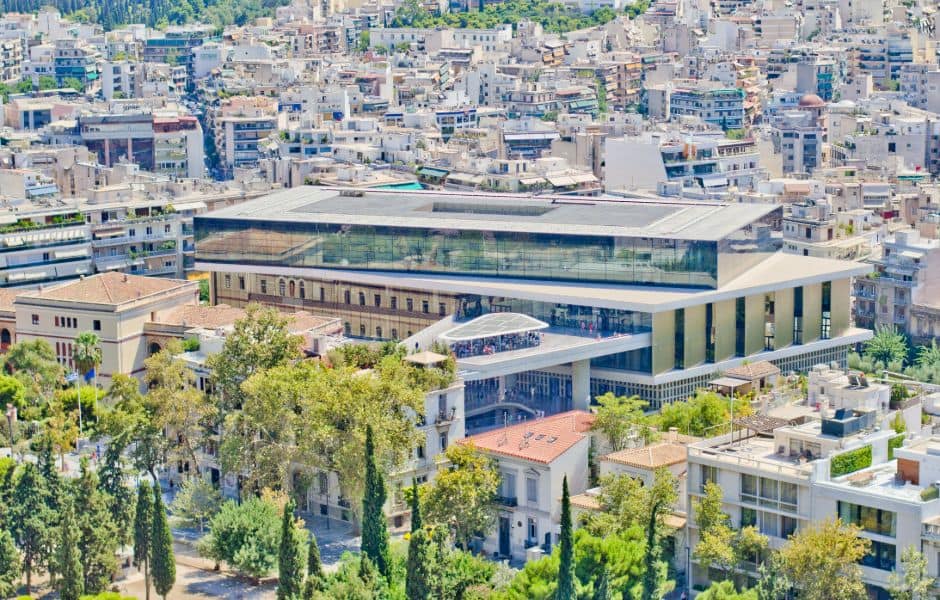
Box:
[0,0,939,597]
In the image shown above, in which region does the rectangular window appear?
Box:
[526,477,538,505]
[500,472,516,501]
[439,432,448,450]
[422,300,430,313]
[674,309,685,369]
[781,515,798,538]
[439,302,446,317]
[224,274,231,289]
[700,465,718,492]
[93,320,101,331]
[838,501,896,537]
[862,540,896,571]
[406,298,414,312]
[359,292,366,306]
[238,276,245,290]
[260,280,267,294]
[390,296,398,309]
[705,303,715,363]
[741,507,757,528]
[55,316,60,327]
[741,474,758,503]
[32,314,39,325]
[793,286,804,345]
[821,281,832,340]
[374,294,381,307]
[735,297,746,356]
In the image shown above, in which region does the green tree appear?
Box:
[73,459,119,594]
[698,581,757,600]
[71,331,102,434]
[278,499,306,600]
[406,479,429,600]
[3,339,63,414]
[10,462,53,594]
[306,531,323,588]
[145,341,216,477]
[361,425,390,581]
[170,476,223,533]
[101,374,165,481]
[579,473,646,536]
[133,481,154,600]
[57,497,85,600]
[558,475,575,600]
[150,485,176,599]
[864,325,909,367]
[199,495,281,578]
[0,374,26,412]
[206,303,303,413]
[97,443,135,545]
[640,468,678,600]
[777,518,870,600]
[916,339,940,368]
[655,390,752,437]
[593,567,611,600]
[591,392,653,451]
[888,546,934,600]
[62,76,85,92]
[753,559,789,600]
[0,529,20,599]
[423,442,499,548]
[38,75,57,90]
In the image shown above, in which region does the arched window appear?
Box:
[299,281,306,299]
[279,279,286,296]
[391,328,398,340]
[0,328,10,350]
[289,280,296,297]
[149,342,161,355]
[376,326,383,338]
[359,324,366,337]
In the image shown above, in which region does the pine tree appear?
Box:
[277,499,304,600]
[98,442,136,545]
[557,475,575,600]
[73,459,119,594]
[593,567,612,600]
[360,425,390,581]
[10,462,52,594]
[150,485,176,600]
[0,529,21,599]
[134,480,154,600]
[56,497,84,600]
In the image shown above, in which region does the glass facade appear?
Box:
[196,218,777,289]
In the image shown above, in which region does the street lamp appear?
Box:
[5,403,15,461]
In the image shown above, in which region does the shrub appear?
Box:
[921,486,939,501]
[181,337,200,352]
[888,434,905,460]
[830,445,872,478]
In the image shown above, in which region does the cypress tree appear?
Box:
[56,497,84,600]
[74,459,119,594]
[405,478,429,600]
[277,499,304,600]
[360,425,390,581]
[133,481,154,600]
[10,462,52,594]
[557,475,575,600]
[150,485,176,600]
[593,566,612,600]
[307,532,322,580]
[405,527,431,600]
[302,531,323,598]
[409,478,421,532]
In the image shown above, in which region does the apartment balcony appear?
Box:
[91,231,176,248]
[853,286,877,300]
[923,521,940,542]
[132,264,178,277]
[495,495,518,507]
[1,223,90,252]
[435,406,458,426]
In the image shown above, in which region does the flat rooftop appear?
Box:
[198,187,779,242]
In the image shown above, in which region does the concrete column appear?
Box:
[572,359,591,411]
[713,299,736,362]
[652,311,676,374]
[775,288,794,350]
[831,278,850,337]
[745,294,765,356]
[803,283,823,343]
[684,304,706,367]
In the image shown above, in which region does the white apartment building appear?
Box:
[462,410,594,562]
[100,61,139,101]
[782,200,884,260]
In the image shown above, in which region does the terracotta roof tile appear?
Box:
[0,288,22,313]
[459,410,594,464]
[602,441,688,470]
[151,304,247,329]
[18,272,194,305]
[724,360,780,381]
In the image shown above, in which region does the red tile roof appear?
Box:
[18,272,194,305]
[460,410,595,464]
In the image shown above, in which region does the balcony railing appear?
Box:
[495,495,518,507]
[435,407,457,425]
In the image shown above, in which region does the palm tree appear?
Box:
[71,332,102,436]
